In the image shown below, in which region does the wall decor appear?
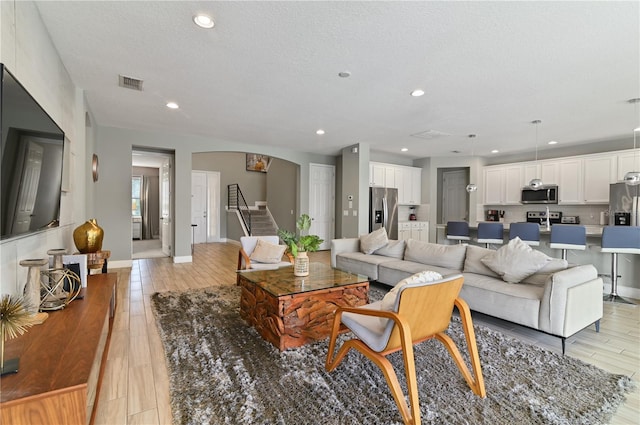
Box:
[246,153,271,173]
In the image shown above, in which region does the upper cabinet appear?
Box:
[483,150,625,205]
[617,151,639,181]
[370,162,422,204]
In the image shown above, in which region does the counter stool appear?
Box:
[601,226,640,304]
[475,222,504,248]
[509,222,540,246]
[446,221,470,244]
[549,224,586,261]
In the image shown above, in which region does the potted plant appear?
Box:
[278,214,323,276]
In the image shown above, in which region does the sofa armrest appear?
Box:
[330,238,360,268]
[539,264,603,337]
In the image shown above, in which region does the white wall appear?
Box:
[0,1,88,296]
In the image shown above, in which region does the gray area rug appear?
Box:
[151,284,633,425]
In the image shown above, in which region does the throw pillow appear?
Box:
[522,258,569,285]
[249,239,287,264]
[480,237,551,283]
[404,239,467,270]
[360,227,389,254]
[373,240,406,259]
[463,245,500,278]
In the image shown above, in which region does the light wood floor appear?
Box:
[95,242,639,425]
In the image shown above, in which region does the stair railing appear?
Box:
[228,183,251,235]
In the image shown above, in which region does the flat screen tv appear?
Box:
[1,63,65,240]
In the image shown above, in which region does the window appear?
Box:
[132,176,142,216]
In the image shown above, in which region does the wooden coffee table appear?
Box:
[238,262,369,351]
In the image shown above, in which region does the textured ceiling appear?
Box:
[35,1,640,159]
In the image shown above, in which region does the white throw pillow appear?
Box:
[249,239,287,264]
[373,240,406,259]
[360,227,389,254]
[480,237,551,283]
[379,271,443,323]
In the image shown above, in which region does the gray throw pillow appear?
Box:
[480,237,551,283]
[522,259,569,285]
[249,239,287,264]
[463,245,500,278]
[373,240,406,259]
[404,239,467,270]
[360,227,389,254]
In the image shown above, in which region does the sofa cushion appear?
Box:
[404,239,467,270]
[360,227,389,254]
[377,260,458,286]
[335,252,396,280]
[463,245,500,278]
[521,258,569,285]
[373,239,406,259]
[249,239,286,264]
[481,237,551,283]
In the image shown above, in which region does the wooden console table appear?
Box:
[0,273,117,425]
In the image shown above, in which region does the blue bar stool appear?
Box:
[446,221,470,244]
[509,222,540,246]
[549,224,586,261]
[475,222,504,248]
[601,226,640,304]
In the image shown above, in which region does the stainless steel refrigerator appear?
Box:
[369,187,398,239]
[610,183,640,226]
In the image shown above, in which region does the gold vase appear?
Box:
[73,219,104,253]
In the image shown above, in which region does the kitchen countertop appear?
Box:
[436,222,605,236]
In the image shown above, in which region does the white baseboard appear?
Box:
[173,256,192,264]
[602,283,640,301]
[109,259,133,269]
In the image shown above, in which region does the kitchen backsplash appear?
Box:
[399,204,430,222]
[483,204,610,225]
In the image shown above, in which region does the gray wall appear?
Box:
[266,157,298,234]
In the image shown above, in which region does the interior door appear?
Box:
[309,163,335,250]
[161,157,172,256]
[442,169,468,222]
[191,171,207,244]
[206,171,221,242]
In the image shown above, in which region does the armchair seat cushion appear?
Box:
[341,301,392,352]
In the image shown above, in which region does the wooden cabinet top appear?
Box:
[1,273,117,404]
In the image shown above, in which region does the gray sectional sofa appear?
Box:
[331,237,603,352]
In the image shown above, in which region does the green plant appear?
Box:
[278,214,324,257]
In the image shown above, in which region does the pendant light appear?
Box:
[623,98,640,186]
[466,134,478,193]
[528,119,544,190]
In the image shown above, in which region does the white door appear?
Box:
[12,140,44,233]
[206,171,221,242]
[442,169,468,222]
[161,157,172,256]
[309,163,335,250]
[191,172,207,244]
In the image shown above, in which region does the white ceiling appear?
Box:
[35,1,640,160]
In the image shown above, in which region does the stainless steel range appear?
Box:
[526,211,562,225]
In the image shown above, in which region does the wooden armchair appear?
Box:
[236,236,293,284]
[326,274,485,425]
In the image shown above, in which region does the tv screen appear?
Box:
[1,64,65,240]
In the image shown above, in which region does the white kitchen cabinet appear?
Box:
[583,154,617,203]
[483,166,505,204]
[398,222,411,241]
[370,162,421,204]
[409,221,429,241]
[541,161,559,185]
[504,165,524,204]
[370,163,386,186]
[409,167,422,204]
[617,151,639,181]
[557,158,582,204]
[523,164,540,187]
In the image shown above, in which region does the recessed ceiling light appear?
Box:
[338,71,351,78]
[401,148,408,152]
[193,14,214,29]
[491,149,499,154]
[410,89,424,97]
[166,102,179,109]
[548,140,558,145]
[316,129,325,135]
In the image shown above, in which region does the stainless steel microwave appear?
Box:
[521,185,559,204]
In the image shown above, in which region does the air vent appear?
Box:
[118,75,144,91]
[409,129,450,140]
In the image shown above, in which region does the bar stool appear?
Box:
[475,222,504,248]
[509,222,540,246]
[601,226,640,304]
[446,221,470,244]
[549,224,586,261]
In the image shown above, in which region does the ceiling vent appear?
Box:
[118,75,143,91]
[410,129,450,140]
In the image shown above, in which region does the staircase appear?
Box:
[250,206,278,236]
[228,183,278,237]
